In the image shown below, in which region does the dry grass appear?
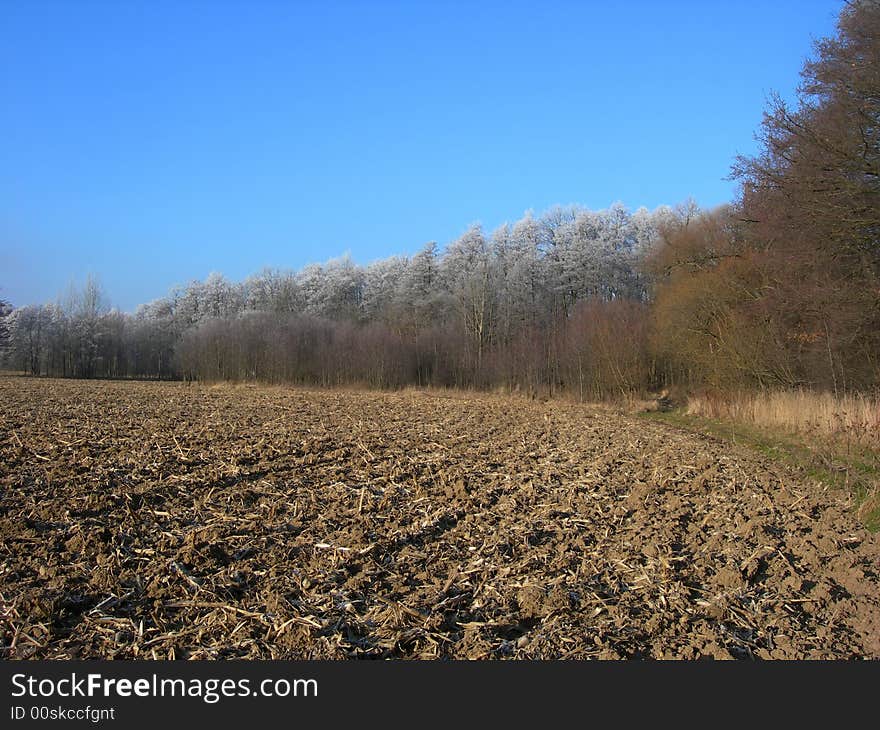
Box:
[686,389,880,449]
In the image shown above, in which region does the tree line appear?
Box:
[650,0,879,394]
[0,203,668,398]
[2,1,877,398]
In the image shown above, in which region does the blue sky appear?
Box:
[1,0,840,311]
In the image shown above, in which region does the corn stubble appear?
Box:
[1,376,878,659]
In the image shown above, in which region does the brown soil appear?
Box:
[1,376,878,659]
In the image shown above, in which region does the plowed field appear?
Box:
[1,376,878,659]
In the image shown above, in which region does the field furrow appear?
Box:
[1,377,878,659]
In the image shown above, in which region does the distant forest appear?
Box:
[2,1,878,398]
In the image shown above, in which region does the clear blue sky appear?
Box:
[1,0,840,312]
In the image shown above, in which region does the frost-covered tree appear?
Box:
[493,212,548,341]
[316,255,364,320]
[0,297,12,355]
[200,272,243,319]
[361,256,409,323]
[7,304,54,374]
[393,241,449,332]
[243,268,301,314]
[442,224,495,368]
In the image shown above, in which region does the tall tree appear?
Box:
[442,224,495,372]
[732,0,880,389]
